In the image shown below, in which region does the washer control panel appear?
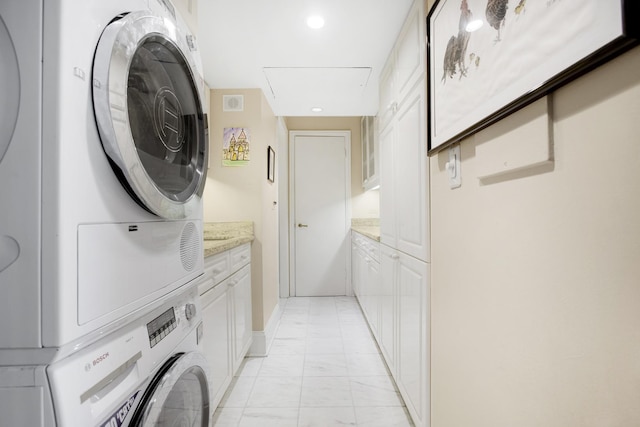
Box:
[146,307,176,348]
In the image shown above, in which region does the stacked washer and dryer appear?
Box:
[0,0,212,425]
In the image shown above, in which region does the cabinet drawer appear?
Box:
[365,242,380,264]
[352,232,380,263]
[229,243,251,272]
[204,251,231,287]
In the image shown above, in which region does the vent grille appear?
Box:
[223,95,244,112]
[180,222,199,272]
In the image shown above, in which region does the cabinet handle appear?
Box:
[228,280,237,287]
[298,223,308,228]
[391,254,399,260]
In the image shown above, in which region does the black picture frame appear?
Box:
[267,146,275,182]
[427,0,639,154]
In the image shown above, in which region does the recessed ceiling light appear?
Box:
[311,107,323,113]
[306,15,325,29]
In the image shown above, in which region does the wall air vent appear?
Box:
[223,95,244,112]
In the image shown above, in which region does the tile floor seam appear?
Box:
[212,296,413,426]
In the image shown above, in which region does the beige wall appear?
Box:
[285,117,380,219]
[430,46,640,426]
[204,88,279,332]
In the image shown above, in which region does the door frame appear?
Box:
[288,130,352,297]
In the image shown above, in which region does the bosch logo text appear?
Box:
[92,352,109,366]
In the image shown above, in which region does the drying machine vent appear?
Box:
[180,222,200,271]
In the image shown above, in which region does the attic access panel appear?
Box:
[263,67,372,115]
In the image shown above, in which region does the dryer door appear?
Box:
[93,11,208,219]
[130,351,210,426]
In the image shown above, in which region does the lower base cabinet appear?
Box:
[396,251,429,427]
[201,276,231,409]
[199,243,252,411]
[230,264,252,373]
[352,233,430,427]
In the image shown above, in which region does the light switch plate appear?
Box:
[446,144,461,189]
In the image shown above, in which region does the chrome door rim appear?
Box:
[93,11,207,219]
[135,351,211,426]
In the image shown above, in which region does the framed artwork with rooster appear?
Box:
[427,0,639,154]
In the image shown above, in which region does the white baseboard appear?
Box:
[248,302,281,357]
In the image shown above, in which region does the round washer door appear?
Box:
[130,351,210,426]
[93,11,208,219]
[0,14,20,164]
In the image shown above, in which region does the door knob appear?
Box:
[298,223,308,228]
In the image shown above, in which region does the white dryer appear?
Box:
[0,0,208,351]
[0,284,212,426]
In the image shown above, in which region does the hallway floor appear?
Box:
[212,296,414,426]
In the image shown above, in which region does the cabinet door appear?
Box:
[356,247,368,313]
[395,81,429,262]
[379,245,398,375]
[395,0,425,102]
[230,264,252,373]
[397,253,429,427]
[379,121,397,248]
[201,280,231,409]
[378,59,397,131]
[362,116,379,191]
[351,239,361,297]
[361,116,370,186]
[365,256,381,340]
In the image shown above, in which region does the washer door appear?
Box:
[130,351,210,426]
[93,11,208,219]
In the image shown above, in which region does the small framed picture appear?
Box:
[267,146,275,182]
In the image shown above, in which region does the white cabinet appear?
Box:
[371,1,430,426]
[377,0,429,262]
[229,263,252,373]
[396,250,429,427]
[200,277,231,410]
[395,1,426,103]
[379,245,398,373]
[394,81,429,261]
[379,119,397,248]
[377,0,425,132]
[351,232,381,338]
[199,242,252,410]
[352,240,430,427]
[351,240,362,297]
[379,80,429,262]
[361,116,379,190]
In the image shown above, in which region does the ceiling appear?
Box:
[196,0,414,117]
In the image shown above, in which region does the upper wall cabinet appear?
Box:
[378,0,426,131]
[395,1,425,103]
[361,116,379,190]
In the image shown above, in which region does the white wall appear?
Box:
[430,46,640,426]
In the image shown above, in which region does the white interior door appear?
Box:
[291,131,350,296]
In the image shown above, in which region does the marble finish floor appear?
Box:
[212,296,414,426]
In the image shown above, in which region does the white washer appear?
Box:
[0,0,208,351]
[0,284,211,426]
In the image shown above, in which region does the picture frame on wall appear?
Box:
[427,0,639,154]
[267,146,275,183]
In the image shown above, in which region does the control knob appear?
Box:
[185,303,197,321]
